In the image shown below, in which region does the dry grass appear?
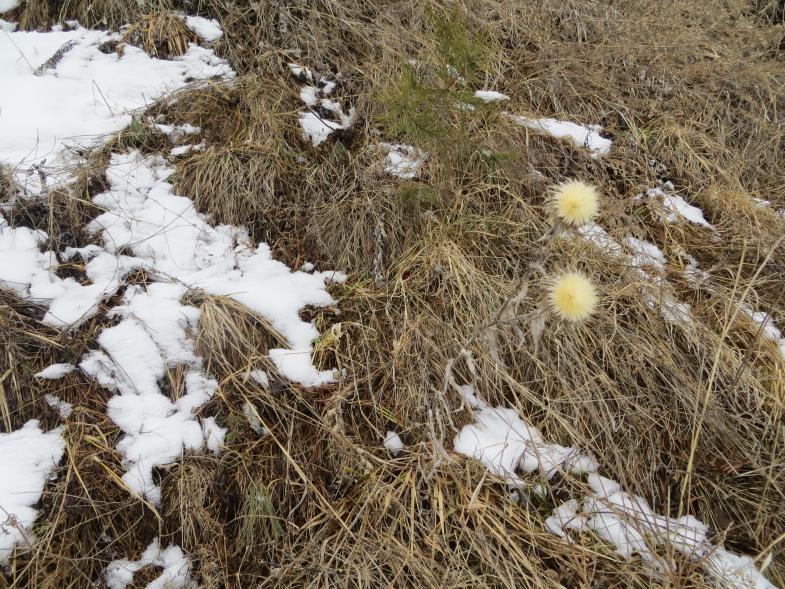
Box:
[120,11,199,59]
[2,0,785,587]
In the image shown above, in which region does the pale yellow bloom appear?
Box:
[548,273,598,322]
[549,180,600,227]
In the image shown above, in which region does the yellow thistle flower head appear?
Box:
[548,180,600,227]
[547,273,598,323]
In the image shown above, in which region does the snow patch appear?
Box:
[290,64,354,146]
[151,122,200,142]
[505,113,612,157]
[183,15,223,43]
[35,363,75,379]
[638,184,712,228]
[379,143,427,179]
[0,421,65,564]
[201,417,226,452]
[739,304,785,361]
[549,473,777,588]
[0,215,136,327]
[44,394,73,418]
[104,539,194,589]
[383,431,404,456]
[577,222,623,255]
[75,152,342,502]
[453,390,774,588]
[0,25,233,194]
[453,406,597,485]
[249,369,270,387]
[474,90,510,103]
[575,227,692,325]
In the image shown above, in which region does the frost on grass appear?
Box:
[0,23,232,194]
[453,395,775,589]
[104,539,194,589]
[0,421,65,564]
[505,112,612,157]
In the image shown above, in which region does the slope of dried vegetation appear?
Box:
[1,0,785,587]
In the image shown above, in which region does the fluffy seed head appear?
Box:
[547,273,598,322]
[549,180,600,226]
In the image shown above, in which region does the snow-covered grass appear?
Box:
[0,24,232,194]
[104,539,193,589]
[454,389,775,588]
[0,421,64,564]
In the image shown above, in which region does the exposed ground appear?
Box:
[1,0,785,587]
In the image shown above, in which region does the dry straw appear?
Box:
[1,1,784,587]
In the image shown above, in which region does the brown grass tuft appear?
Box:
[120,11,199,59]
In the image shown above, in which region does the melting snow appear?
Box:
[104,539,194,589]
[0,25,345,508]
[505,112,612,157]
[638,184,712,228]
[453,394,775,588]
[0,421,65,564]
[290,64,354,146]
[44,394,73,418]
[34,363,75,379]
[383,431,404,456]
[0,25,232,194]
[379,143,427,179]
[183,15,223,43]
[474,90,510,103]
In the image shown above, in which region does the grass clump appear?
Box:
[120,10,199,58]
